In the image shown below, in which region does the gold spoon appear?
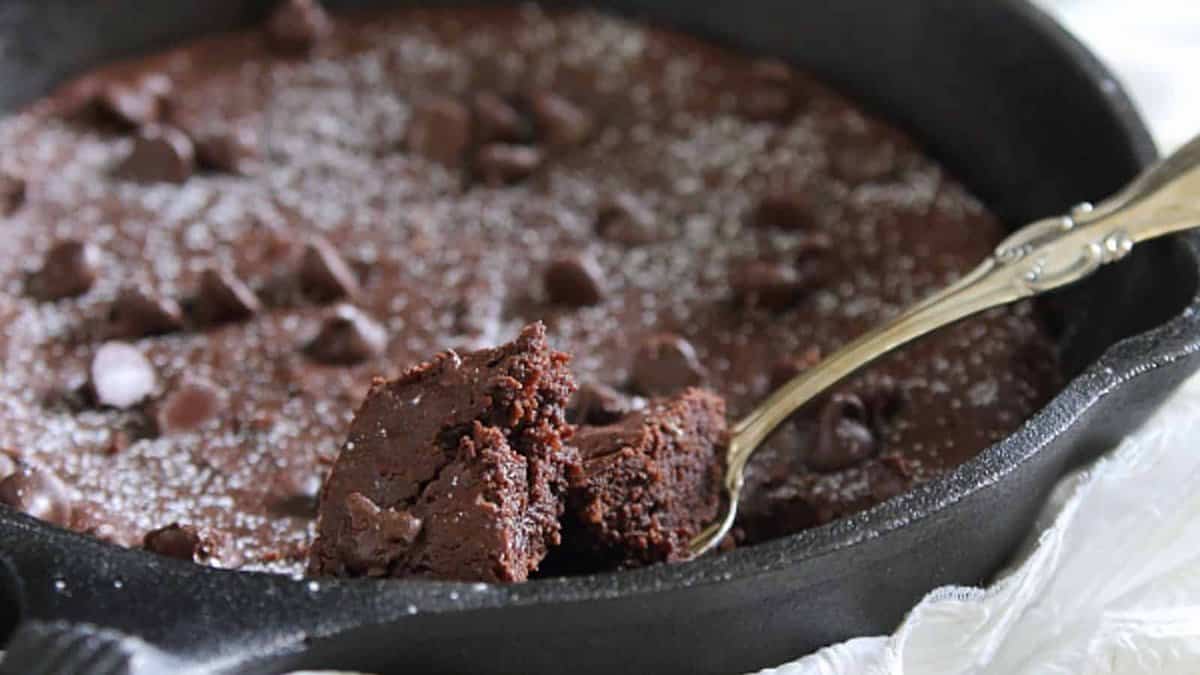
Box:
[690,132,1200,557]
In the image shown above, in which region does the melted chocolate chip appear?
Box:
[569,382,646,425]
[143,522,233,566]
[114,125,196,184]
[472,91,528,144]
[752,190,815,231]
[299,237,360,302]
[266,0,332,54]
[154,377,223,434]
[630,333,707,397]
[1,171,26,216]
[0,460,72,526]
[305,304,388,365]
[193,268,262,325]
[406,96,472,167]
[528,91,593,147]
[729,260,816,309]
[595,193,660,245]
[195,125,260,174]
[808,393,877,472]
[94,74,172,128]
[475,144,544,185]
[27,240,100,301]
[108,287,185,338]
[769,346,822,389]
[544,254,606,307]
[91,342,157,409]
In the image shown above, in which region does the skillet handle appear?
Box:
[0,621,195,675]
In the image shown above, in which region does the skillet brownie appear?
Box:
[0,0,1059,578]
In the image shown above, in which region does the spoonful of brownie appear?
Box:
[689,132,1200,557]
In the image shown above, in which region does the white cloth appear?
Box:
[763,3,1200,671]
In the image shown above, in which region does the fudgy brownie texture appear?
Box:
[0,2,1061,576]
[561,388,726,569]
[308,322,579,582]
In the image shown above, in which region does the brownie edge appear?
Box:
[562,387,727,570]
[307,322,579,582]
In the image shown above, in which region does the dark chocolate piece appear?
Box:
[154,377,223,434]
[595,193,660,245]
[299,237,360,302]
[195,125,260,174]
[193,268,262,325]
[90,342,157,409]
[0,171,26,216]
[472,92,528,144]
[304,304,387,365]
[308,322,579,582]
[143,522,235,566]
[729,260,816,309]
[27,240,100,301]
[475,144,543,185]
[0,459,73,527]
[630,333,706,397]
[752,190,815,231]
[544,254,605,307]
[564,388,726,568]
[108,287,185,338]
[266,0,332,54]
[406,96,472,167]
[528,91,593,147]
[115,125,196,184]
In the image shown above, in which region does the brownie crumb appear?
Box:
[308,322,579,582]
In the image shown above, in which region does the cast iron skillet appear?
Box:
[1,1,1197,673]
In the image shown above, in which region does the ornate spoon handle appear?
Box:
[691,133,1200,556]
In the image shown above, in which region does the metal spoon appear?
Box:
[690,132,1200,557]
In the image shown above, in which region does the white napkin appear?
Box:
[762,4,1200,671]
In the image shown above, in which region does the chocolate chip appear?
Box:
[94,74,172,128]
[752,190,815,231]
[1,171,26,216]
[740,59,801,122]
[90,342,157,409]
[266,0,332,54]
[70,503,139,547]
[596,193,660,245]
[299,237,360,302]
[475,143,544,185]
[807,393,877,472]
[528,91,593,147]
[544,254,605,307]
[859,373,905,427]
[406,96,472,167]
[114,125,196,184]
[769,346,822,389]
[0,460,72,526]
[729,260,817,309]
[143,522,234,566]
[193,268,262,325]
[305,304,388,365]
[27,240,100,301]
[472,91,528,144]
[569,382,646,425]
[195,125,260,174]
[108,287,185,338]
[154,377,223,434]
[630,333,707,397]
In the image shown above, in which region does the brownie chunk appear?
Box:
[564,388,726,569]
[308,322,579,582]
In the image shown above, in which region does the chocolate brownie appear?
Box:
[0,2,1061,576]
[307,323,579,582]
[563,388,726,569]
